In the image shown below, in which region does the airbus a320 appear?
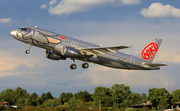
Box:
[10,26,166,70]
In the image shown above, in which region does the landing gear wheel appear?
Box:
[25,50,30,54]
[70,64,77,70]
[82,63,89,69]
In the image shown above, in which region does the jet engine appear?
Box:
[45,50,66,60]
[61,46,80,58]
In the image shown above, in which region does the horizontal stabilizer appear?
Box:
[144,63,167,67]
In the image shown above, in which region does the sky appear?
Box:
[0,0,180,97]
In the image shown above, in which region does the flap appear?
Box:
[79,45,130,56]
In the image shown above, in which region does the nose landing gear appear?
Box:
[25,44,31,54]
[25,50,30,54]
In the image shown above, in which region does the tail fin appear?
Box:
[134,38,162,63]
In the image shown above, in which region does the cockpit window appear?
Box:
[21,28,31,35]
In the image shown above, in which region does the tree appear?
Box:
[41,92,46,101]
[125,108,136,111]
[110,84,132,108]
[130,93,141,104]
[0,89,14,95]
[60,92,73,105]
[36,97,43,106]
[69,97,78,108]
[45,92,53,100]
[148,88,171,109]
[60,92,67,105]
[47,99,55,107]
[159,96,168,109]
[17,98,25,106]
[140,93,147,103]
[171,89,180,103]
[53,97,62,106]
[67,92,73,101]
[91,86,112,107]
[31,92,38,99]
[74,90,92,102]
[77,99,85,107]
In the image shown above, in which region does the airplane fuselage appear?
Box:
[10,26,165,70]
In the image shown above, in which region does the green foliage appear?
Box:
[17,98,25,106]
[63,102,69,107]
[60,92,73,105]
[113,102,117,109]
[140,93,147,103]
[54,97,62,106]
[45,92,53,100]
[84,101,93,106]
[159,96,168,109]
[110,84,134,107]
[31,92,38,99]
[69,96,78,108]
[41,92,46,101]
[36,97,43,106]
[47,99,55,107]
[148,88,171,109]
[125,108,136,111]
[77,99,85,107]
[74,90,92,102]
[92,86,112,107]
[0,85,180,110]
[171,89,180,103]
[0,89,14,95]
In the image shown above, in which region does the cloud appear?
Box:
[121,0,141,5]
[141,3,180,18]
[63,63,176,94]
[0,39,48,77]
[40,3,47,9]
[48,0,141,16]
[49,0,57,6]
[0,51,47,77]
[0,18,11,23]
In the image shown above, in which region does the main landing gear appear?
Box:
[25,44,31,54]
[82,63,89,69]
[70,59,77,70]
[70,58,89,70]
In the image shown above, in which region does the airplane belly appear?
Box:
[96,56,129,69]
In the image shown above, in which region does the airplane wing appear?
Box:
[78,46,131,57]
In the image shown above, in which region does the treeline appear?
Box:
[0,84,180,110]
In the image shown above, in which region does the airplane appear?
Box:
[10,26,166,70]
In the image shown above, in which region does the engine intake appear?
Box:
[45,50,66,60]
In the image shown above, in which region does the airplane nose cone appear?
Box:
[10,30,17,37]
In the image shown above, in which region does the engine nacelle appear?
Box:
[61,46,80,58]
[45,50,66,60]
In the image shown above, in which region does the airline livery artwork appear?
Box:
[16,27,62,50]
[141,42,158,60]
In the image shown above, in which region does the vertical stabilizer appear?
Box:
[134,38,162,63]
